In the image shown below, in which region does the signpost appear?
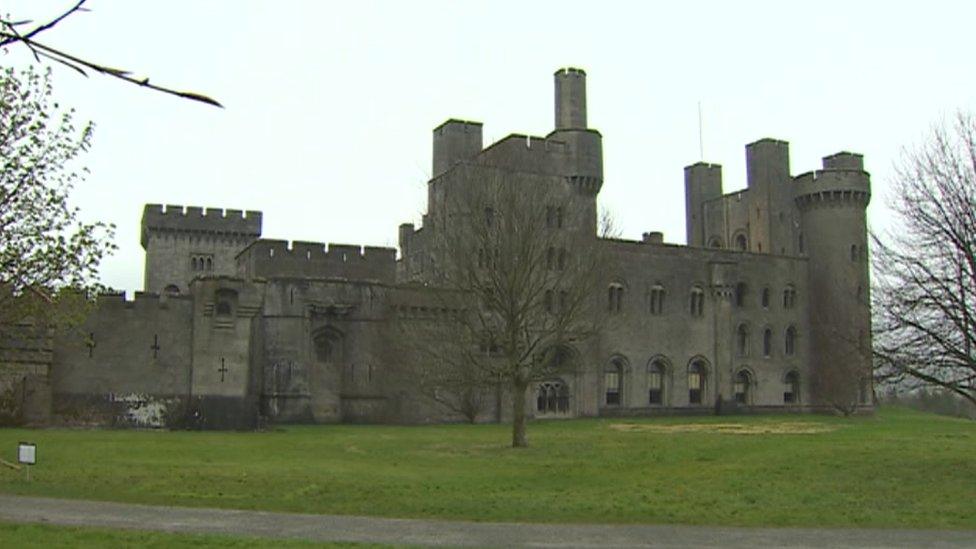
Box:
[18,442,35,482]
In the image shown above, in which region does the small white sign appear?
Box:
[18,443,35,465]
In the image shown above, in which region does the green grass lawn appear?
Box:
[0,407,973,529]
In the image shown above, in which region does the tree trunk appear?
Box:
[511,378,529,448]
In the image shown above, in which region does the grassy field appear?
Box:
[0,407,973,529]
[0,522,380,548]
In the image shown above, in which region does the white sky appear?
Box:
[5,1,976,293]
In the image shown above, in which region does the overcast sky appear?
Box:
[6,1,976,293]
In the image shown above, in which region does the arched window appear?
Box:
[708,237,723,249]
[783,285,796,309]
[608,283,624,314]
[798,232,805,254]
[761,287,770,308]
[735,233,748,251]
[735,282,748,308]
[163,284,180,296]
[314,329,344,372]
[734,370,752,404]
[647,359,667,405]
[850,244,858,262]
[206,257,213,271]
[688,359,708,405]
[536,379,570,415]
[736,324,749,357]
[649,284,665,315]
[785,326,796,356]
[191,257,198,271]
[689,287,705,317]
[763,328,772,357]
[605,358,625,406]
[784,371,800,403]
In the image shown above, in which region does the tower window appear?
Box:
[785,326,797,356]
[736,324,750,357]
[649,284,665,315]
[608,283,624,314]
[689,287,705,317]
[735,282,748,308]
[735,233,748,251]
[783,286,797,309]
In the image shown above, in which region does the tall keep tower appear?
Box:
[141,204,262,294]
[551,68,603,235]
[795,153,872,407]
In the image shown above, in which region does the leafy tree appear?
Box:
[0,65,115,326]
[872,113,976,409]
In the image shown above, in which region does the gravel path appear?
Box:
[0,495,974,548]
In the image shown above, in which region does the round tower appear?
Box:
[794,153,872,410]
[554,67,587,130]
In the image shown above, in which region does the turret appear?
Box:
[745,139,792,254]
[550,68,603,234]
[554,68,587,130]
[684,162,723,247]
[432,119,482,179]
[794,153,872,408]
[140,204,262,295]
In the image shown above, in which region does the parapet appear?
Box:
[141,204,262,248]
[822,152,864,171]
[95,290,171,310]
[237,239,396,283]
[642,232,664,245]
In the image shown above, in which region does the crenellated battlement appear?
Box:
[237,239,396,283]
[475,132,604,180]
[141,204,262,248]
[95,290,188,309]
[793,168,871,209]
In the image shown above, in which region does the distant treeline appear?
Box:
[879,388,976,420]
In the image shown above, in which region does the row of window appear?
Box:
[609,283,798,315]
[737,325,797,357]
[190,254,214,272]
[603,357,802,407]
[710,231,865,263]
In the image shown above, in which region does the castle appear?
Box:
[2,68,873,428]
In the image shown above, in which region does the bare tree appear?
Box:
[398,164,611,447]
[1,1,221,107]
[872,112,976,408]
